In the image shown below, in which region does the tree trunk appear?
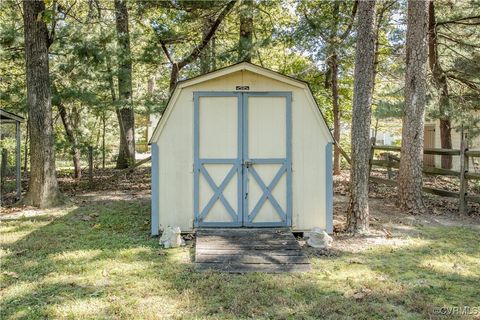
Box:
[238,0,253,62]
[330,52,341,175]
[327,2,341,175]
[439,118,452,168]
[398,0,429,214]
[114,0,135,169]
[200,16,214,74]
[22,0,61,208]
[347,0,377,234]
[211,34,217,70]
[57,102,81,179]
[169,63,179,92]
[428,1,452,169]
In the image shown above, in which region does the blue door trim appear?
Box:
[151,143,159,236]
[325,143,333,233]
[194,91,292,228]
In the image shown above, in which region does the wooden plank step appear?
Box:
[196,263,311,273]
[196,254,309,264]
[195,248,305,256]
[196,230,293,237]
[195,228,310,273]
[196,238,299,246]
[197,234,295,241]
[195,243,301,250]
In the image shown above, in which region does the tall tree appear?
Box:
[398,0,429,213]
[22,0,61,208]
[327,1,357,176]
[428,1,452,169]
[114,0,135,169]
[238,0,253,62]
[300,0,357,175]
[347,0,376,233]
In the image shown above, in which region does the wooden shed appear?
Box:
[149,62,334,235]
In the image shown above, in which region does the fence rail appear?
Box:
[337,132,479,213]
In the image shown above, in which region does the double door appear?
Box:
[194,91,292,227]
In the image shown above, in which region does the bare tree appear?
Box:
[347,0,377,233]
[398,0,429,213]
[22,0,61,208]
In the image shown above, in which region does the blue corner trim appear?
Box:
[325,143,333,234]
[151,143,159,236]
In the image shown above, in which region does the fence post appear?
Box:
[368,137,376,175]
[1,148,7,195]
[88,146,93,189]
[459,128,468,214]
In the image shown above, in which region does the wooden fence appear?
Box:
[337,137,480,214]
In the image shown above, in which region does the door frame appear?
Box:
[193,91,292,228]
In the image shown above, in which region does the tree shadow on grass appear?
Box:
[169,227,480,319]
[1,198,479,319]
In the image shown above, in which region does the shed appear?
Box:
[149,62,334,235]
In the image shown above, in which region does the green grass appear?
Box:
[1,199,479,320]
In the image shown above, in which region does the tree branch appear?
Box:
[338,0,358,40]
[437,14,480,26]
[159,41,174,64]
[177,0,237,68]
[437,33,480,48]
[301,8,327,42]
[446,73,480,91]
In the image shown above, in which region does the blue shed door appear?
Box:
[194,92,292,227]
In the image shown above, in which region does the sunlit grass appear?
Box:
[1,199,479,319]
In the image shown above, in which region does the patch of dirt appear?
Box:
[1,167,150,219]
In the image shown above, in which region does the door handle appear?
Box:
[244,160,252,168]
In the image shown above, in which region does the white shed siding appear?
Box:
[154,68,331,232]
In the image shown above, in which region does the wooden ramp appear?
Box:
[195,229,310,273]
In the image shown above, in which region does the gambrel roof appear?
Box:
[150,62,333,144]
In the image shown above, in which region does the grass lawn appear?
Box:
[1,195,479,319]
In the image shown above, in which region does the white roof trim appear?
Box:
[150,62,333,144]
[177,62,306,90]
